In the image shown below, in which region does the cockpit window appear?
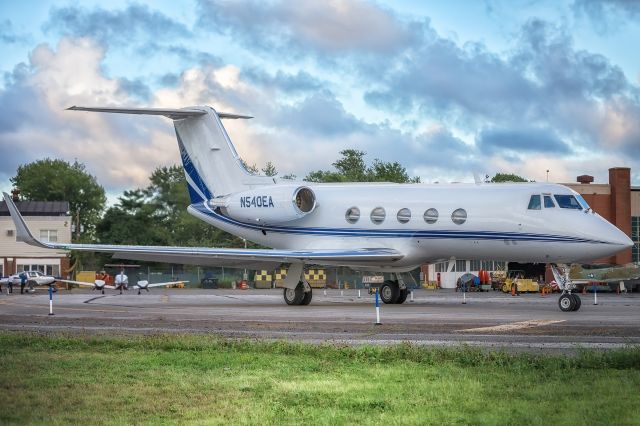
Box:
[554,194,582,210]
[575,194,590,210]
[528,195,541,210]
[543,195,555,208]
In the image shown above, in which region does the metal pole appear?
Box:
[358,289,361,298]
[594,284,598,305]
[375,288,381,325]
[48,286,54,316]
[463,287,467,304]
[410,290,414,302]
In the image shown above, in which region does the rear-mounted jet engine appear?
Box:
[210,186,316,224]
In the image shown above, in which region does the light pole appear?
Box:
[546,170,549,182]
[242,239,248,282]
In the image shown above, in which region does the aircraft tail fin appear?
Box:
[67,106,274,203]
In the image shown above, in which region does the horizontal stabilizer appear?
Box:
[67,106,253,120]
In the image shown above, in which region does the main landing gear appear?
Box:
[551,264,581,312]
[379,280,408,304]
[283,281,312,306]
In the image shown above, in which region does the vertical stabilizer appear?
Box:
[174,107,272,202]
[67,105,275,204]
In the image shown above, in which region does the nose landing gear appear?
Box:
[558,293,581,312]
[551,264,581,312]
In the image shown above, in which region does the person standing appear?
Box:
[19,271,27,294]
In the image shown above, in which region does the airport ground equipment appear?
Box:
[501,270,540,293]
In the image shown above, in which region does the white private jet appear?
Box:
[2,105,633,312]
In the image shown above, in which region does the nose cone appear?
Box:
[618,229,634,249]
[602,221,634,252]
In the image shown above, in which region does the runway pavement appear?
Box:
[1,288,638,353]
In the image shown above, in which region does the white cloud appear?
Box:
[0,37,180,193]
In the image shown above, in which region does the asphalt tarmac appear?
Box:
[1,288,638,353]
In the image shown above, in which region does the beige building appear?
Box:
[0,199,71,278]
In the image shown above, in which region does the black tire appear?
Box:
[284,282,305,305]
[301,287,313,305]
[396,289,409,304]
[558,294,575,312]
[571,294,581,311]
[380,280,400,304]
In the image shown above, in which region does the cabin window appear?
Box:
[370,207,386,224]
[527,195,541,210]
[424,208,438,224]
[554,194,582,210]
[451,208,467,225]
[543,195,555,208]
[397,208,411,223]
[345,207,360,224]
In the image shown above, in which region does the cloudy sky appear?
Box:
[1,0,639,202]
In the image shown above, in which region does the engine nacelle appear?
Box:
[218,186,317,224]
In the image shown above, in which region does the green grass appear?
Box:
[1,332,639,425]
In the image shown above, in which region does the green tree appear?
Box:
[490,173,529,183]
[262,162,278,177]
[96,165,247,248]
[305,150,420,183]
[11,158,106,240]
[240,159,259,174]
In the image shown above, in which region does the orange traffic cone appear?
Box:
[511,284,516,297]
[540,286,546,297]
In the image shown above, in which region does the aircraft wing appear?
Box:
[134,281,188,289]
[56,279,117,289]
[3,192,404,268]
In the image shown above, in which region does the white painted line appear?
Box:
[456,320,565,333]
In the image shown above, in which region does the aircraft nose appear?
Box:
[606,222,633,248]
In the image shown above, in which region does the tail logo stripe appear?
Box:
[175,129,213,202]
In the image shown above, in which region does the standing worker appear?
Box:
[19,271,27,294]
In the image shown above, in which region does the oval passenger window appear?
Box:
[397,208,411,223]
[424,208,438,224]
[370,207,386,224]
[451,208,467,225]
[345,207,360,224]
